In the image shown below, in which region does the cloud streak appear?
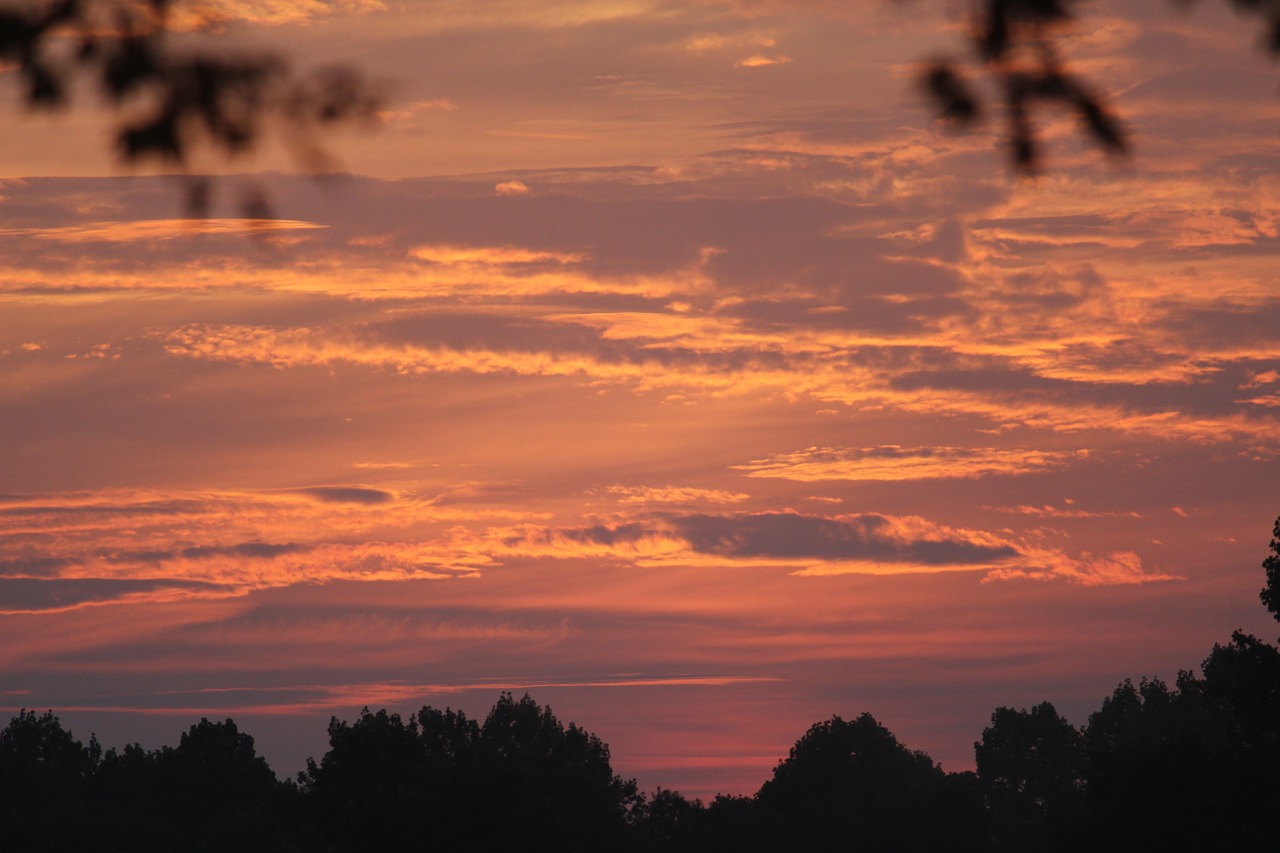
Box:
[735,446,1085,481]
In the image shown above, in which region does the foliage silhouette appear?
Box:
[474,692,640,852]
[0,0,381,215]
[921,0,1280,172]
[630,787,706,852]
[754,712,987,851]
[0,710,99,851]
[153,718,291,851]
[3,0,1279,191]
[300,693,638,853]
[976,702,1087,851]
[1261,515,1280,620]
[299,707,439,850]
[920,0,1126,172]
[1082,671,1273,849]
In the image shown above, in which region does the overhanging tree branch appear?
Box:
[919,0,1280,172]
[1,0,382,214]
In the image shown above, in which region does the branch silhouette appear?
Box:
[1,0,382,215]
[919,0,1280,172]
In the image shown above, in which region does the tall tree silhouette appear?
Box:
[1260,514,1280,621]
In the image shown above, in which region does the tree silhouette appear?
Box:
[0,710,99,851]
[696,794,765,853]
[920,0,1126,172]
[152,719,288,851]
[976,702,1087,851]
[0,0,381,214]
[921,0,1280,172]
[300,694,638,852]
[4,0,1280,190]
[86,719,299,852]
[755,712,986,851]
[472,692,640,853]
[630,787,706,853]
[1082,668,1280,850]
[299,707,436,851]
[1260,514,1280,621]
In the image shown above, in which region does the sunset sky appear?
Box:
[2,0,1278,798]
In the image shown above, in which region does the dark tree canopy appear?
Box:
[299,693,638,853]
[975,702,1087,851]
[0,710,100,852]
[1082,662,1280,850]
[1,628,1279,853]
[755,712,987,851]
[474,692,639,851]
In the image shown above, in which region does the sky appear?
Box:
[2,0,1279,798]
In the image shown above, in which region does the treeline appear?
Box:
[3,520,1278,852]
[5,639,1277,851]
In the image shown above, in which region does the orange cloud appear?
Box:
[736,54,792,68]
[984,550,1181,587]
[735,446,1084,481]
[378,97,460,124]
[167,0,386,30]
[0,219,325,243]
[0,487,558,612]
[495,180,532,196]
[145,318,1280,450]
[603,485,751,505]
[986,504,1143,519]
[410,244,584,266]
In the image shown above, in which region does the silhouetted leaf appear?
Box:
[0,0,381,216]
[923,62,981,124]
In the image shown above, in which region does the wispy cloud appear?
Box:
[986,504,1143,519]
[0,220,325,243]
[603,485,751,505]
[983,550,1182,587]
[736,54,792,68]
[169,0,386,29]
[735,446,1084,481]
